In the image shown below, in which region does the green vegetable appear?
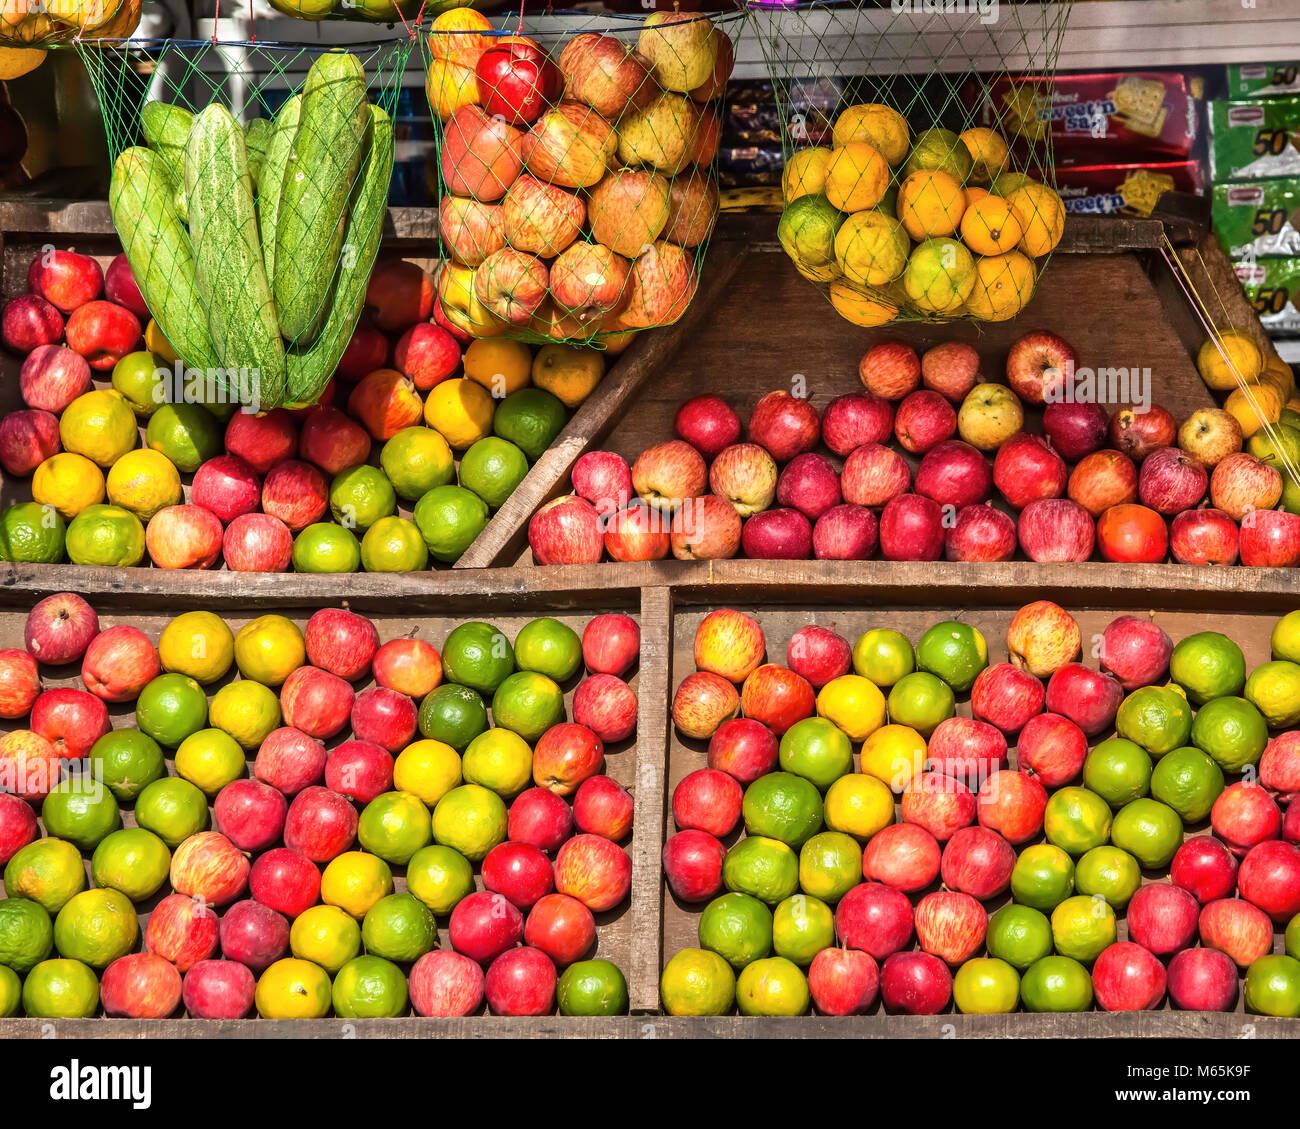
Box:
[184,104,286,408]
[286,103,392,407]
[108,146,218,373]
[272,52,370,348]
[243,117,272,185]
[256,94,302,288]
[140,103,192,182]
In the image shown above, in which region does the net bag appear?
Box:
[424,7,745,348]
[77,34,414,410]
[755,0,1072,327]
[0,0,140,47]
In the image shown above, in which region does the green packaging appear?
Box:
[1233,257,1300,335]
[1227,62,1300,99]
[1214,178,1300,258]
[1210,98,1300,181]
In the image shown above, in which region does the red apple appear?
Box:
[254,726,328,796]
[880,951,951,1015]
[394,323,460,391]
[581,613,639,678]
[28,248,102,312]
[939,825,1015,899]
[350,687,417,753]
[748,390,820,462]
[1092,941,1166,1012]
[672,672,740,740]
[557,32,658,119]
[633,440,708,511]
[224,409,297,474]
[1199,897,1274,968]
[1099,615,1173,690]
[0,793,38,864]
[776,452,841,521]
[1044,663,1123,737]
[821,392,893,456]
[533,722,604,795]
[970,662,1045,735]
[1018,497,1095,562]
[248,848,320,918]
[740,663,815,736]
[976,769,1047,844]
[1138,446,1208,514]
[915,440,992,509]
[662,828,725,903]
[1005,330,1076,404]
[694,609,765,682]
[409,950,486,1017]
[742,507,813,560]
[0,730,60,800]
[1212,781,1282,855]
[366,260,435,332]
[145,505,224,570]
[862,823,941,893]
[2,294,63,353]
[786,626,851,689]
[1007,601,1082,678]
[920,341,979,402]
[925,717,1007,789]
[808,947,879,1015]
[707,718,778,783]
[573,673,637,744]
[835,881,914,959]
[1126,882,1198,955]
[214,778,288,854]
[710,443,777,516]
[1015,712,1087,787]
[305,608,379,682]
[1170,507,1239,566]
[530,495,605,565]
[944,503,1016,563]
[894,389,956,455]
[1068,449,1139,517]
[508,787,574,854]
[485,945,556,1016]
[914,890,986,964]
[441,104,525,202]
[222,513,293,573]
[101,952,182,1019]
[483,841,555,910]
[902,772,976,842]
[30,688,108,760]
[670,494,742,561]
[554,832,630,911]
[994,432,1067,509]
[146,893,219,972]
[451,890,525,964]
[675,395,740,459]
[1261,732,1300,799]
[104,254,148,319]
[841,442,910,508]
[605,503,670,562]
[170,831,249,907]
[299,407,371,476]
[183,960,256,1019]
[283,785,357,863]
[879,493,944,561]
[338,325,389,380]
[573,774,633,841]
[1240,508,1300,568]
[523,893,596,965]
[0,409,60,476]
[20,344,92,413]
[1171,835,1239,904]
[81,625,159,702]
[372,638,442,699]
[859,341,921,401]
[572,451,633,517]
[324,739,394,804]
[672,768,741,838]
[1109,404,1176,462]
[219,898,290,970]
[1042,400,1108,461]
[24,592,98,666]
[476,35,561,126]
[192,454,261,525]
[1167,947,1238,1012]
[1237,840,1300,922]
[813,504,878,561]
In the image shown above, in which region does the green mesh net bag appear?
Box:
[76,35,414,410]
[754,0,1072,327]
[424,9,745,348]
[0,0,140,48]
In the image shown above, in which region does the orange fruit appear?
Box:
[959,127,1010,184]
[964,252,1036,322]
[960,196,1024,255]
[824,143,889,213]
[1007,183,1065,257]
[897,170,966,241]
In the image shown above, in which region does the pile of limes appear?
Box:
[662,604,1300,1019]
[0,597,635,1021]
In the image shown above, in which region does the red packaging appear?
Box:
[1051,160,1204,217]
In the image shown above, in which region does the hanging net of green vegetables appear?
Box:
[752,0,1072,327]
[77,36,414,410]
[424,8,746,348]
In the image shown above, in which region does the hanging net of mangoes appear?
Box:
[424,8,743,350]
[76,34,414,411]
[756,0,1073,328]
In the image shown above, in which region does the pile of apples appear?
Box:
[527,329,1300,567]
[429,9,730,344]
[0,593,638,1019]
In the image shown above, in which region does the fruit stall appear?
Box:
[2,1,1300,1042]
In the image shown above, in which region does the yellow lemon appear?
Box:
[782,147,833,203]
[1224,382,1283,438]
[964,251,1037,322]
[321,851,394,919]
[105,448,181,522]
[833,104,909,166]
[394,739,462,807]
[860,724,927,793]
[209,680,281,750]
[1197,330,1263,391]
[463,338,532,397]
[829,280,899,328]
[824,142,889,213]
[959,127,1010,184]
[0,46,45,81]
[834,211,909,288]
[255,958,331,1019]
[816,675,886,742]
[159,610,235,684]
[144,320,178,366]
[532,344,604,409]
[234,614,305,686]
[424,378,494,450]
[58,390,137,468]
[31,453,104,520]
[960,196,1024,256]
[1007,183,1065,258]
[824,772,895,840]
[897,169,967,241]
[290,905,362,974]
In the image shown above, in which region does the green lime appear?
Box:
[292,522,361,573]
[0,501,65,563]
[136,672,208,747]
[0,965,19,1017]
[357,791,433,865]
[42,776,121,851]
[723,836,799,904]
[986,904,1053,971]
[459,436,529,509]
[1150,746,1224,823]
[1010,844,1075,911]
[89,729,165,802]
[1170,631,1246,703]
[886,671,955,737]
[915,620,987,693]
[558,959,629,1016]
[660,947,736,1016]
[1190,696,1268,772]
[91,827,171,902]
[332,954,409,1018]
[513,617,583,682]
[493,387,567,463]
[954,957,1020,1014]
[778,192,844,270]
[1271,610,1300,663]
[1115,686,1193,756]
[1243,954,1300,1018]
[742,772,824,849]
[852,628,915,688]
[798,831,862,903]
[329,464,397,531]
[145,402,222,472]
[0,896,53,973]
[737,955,810,1016]
[134,776,210,848]
[361,892,437,963]
[380,426,455,501]
[4,838,85,914]
[1050,894,1116,963]
[491,670,565,743]
[406,844,476,915]
[1020,955,1094,1012]
[431,783,507,862]
[442,621,515,695]
[174,728,246,796]
[1043,787,1113,856]
[1111,798,1184,869]
[360,516,429,573]
[66,503,147,566]
[53,887,138,968]
[418,683,488,750]
[111,350,166,416]
[698,892,773,969]
[771,894,835,965]
[1244,660,1300,728]
[462,728,533,797]
[1073,845,1142,910]
[413,485,489,563]
[1082,738,1153,807]
[21,958,99,1018]
[778,716,853,791]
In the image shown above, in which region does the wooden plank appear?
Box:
[628,585,673,1014]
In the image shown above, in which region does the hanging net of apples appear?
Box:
[424,9,742,348]
[74,35,414,410]
[756,0,1072,328]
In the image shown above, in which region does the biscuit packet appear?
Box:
[1233,257,1300,335]
[1055,160,1203,217]
[1227,62,1300,99]
[1214,179,1300,258]
[1210,98,1300,180]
